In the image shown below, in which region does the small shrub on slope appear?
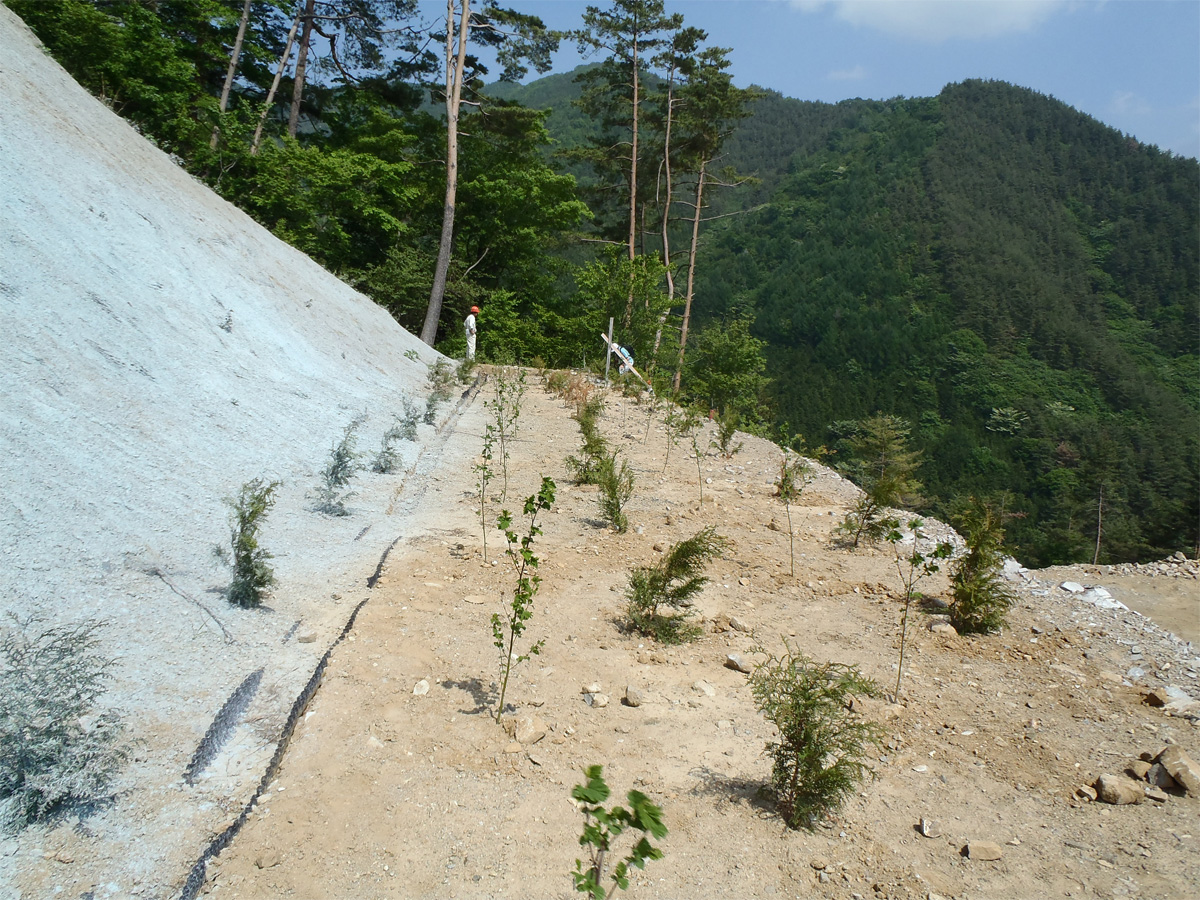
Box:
[215,477,280,607]
[750,644,884,830]
[626,527,726,644]
[0,617,132,832]
[949,498,1015,634]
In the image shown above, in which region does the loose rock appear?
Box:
[1155,746,1200,795]
[624,686,643,708]
[930,623,958,636]
[725,653,753,674]
[965,841,1003,861]
[1094,773,1145,805]
[728,616,751,633]
[692,680,716,697]
[1146,763,1179,791]
[919,818,941,838]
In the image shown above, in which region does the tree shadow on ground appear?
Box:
[687,765,776,818]
[441,677,498,715]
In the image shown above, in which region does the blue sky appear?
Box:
[426,0,1200,159]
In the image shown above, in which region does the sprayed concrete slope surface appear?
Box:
[0,7,458,896]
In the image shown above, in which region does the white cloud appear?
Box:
[826,64,869,81]
[791,0,1074,43]
[1109,90,1151,117]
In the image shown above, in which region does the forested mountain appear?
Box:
[10,1,1197,566]
[671,81,1197,564]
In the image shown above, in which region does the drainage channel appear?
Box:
[177,371,485,900]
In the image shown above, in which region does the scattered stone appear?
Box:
[1125,760,1152,780]
[1144,686,1200,716]
[1144,786,1169,803]
[1156,746,1200,795]
[692,680,716,697]
[818,871,831,884]
[1094,773,1145,805]
[965,841,1003,861]
[1074,785,1097,802]
[582,682,602,695]
[930,622,958,636]
[583,693,610,709]
[503,742,523,754]
[514,715,547,746]
[919,818,942,838]
[255,850,280,869]
[653,542,665,552]
[725,653,753,674]
[1146,763,1179,791]
[728,616,751,633]
[412,679,429,696]
[624,686,643,708]
[809,858,828,870]
[710,613,732,632]
[1060,581,1085,594]
[1080,586,1127,611]
[463,595,488,605]
[297,631,318,644]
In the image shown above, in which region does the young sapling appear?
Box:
[571,764,667,899]
[887,519,953,698]
[492,477,556,722]
[214,476,281,607]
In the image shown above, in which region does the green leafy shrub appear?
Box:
[949,498,1015,634]
[749,644,884,830]
[398,398,421,441]
[314,416,364,516]
[0,617,132,832]
[424,359,456,424]
[626,527,726,643]
[371,421,406,474]
[712,412,743,459]
[492,477,556,722]
[571,764,667,899]
[215,477,281,607]
[597,451,635,533]
[566,396,610,485]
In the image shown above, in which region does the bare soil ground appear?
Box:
[176,375,1198,900]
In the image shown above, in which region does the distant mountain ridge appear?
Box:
[495,72,1199,564]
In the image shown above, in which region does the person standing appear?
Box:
[464,305,479,360]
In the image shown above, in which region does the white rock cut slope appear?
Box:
[0,6,452,894]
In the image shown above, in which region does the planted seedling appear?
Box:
[750,643,884,830]
[887,519,953,698]
[571,764,666,899]
[492,477,555,722]
[626,527,726,644]
[214,476,281,607]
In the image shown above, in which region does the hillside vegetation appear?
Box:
[10,0,1197,566]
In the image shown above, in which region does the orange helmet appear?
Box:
[470,306,480,314]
